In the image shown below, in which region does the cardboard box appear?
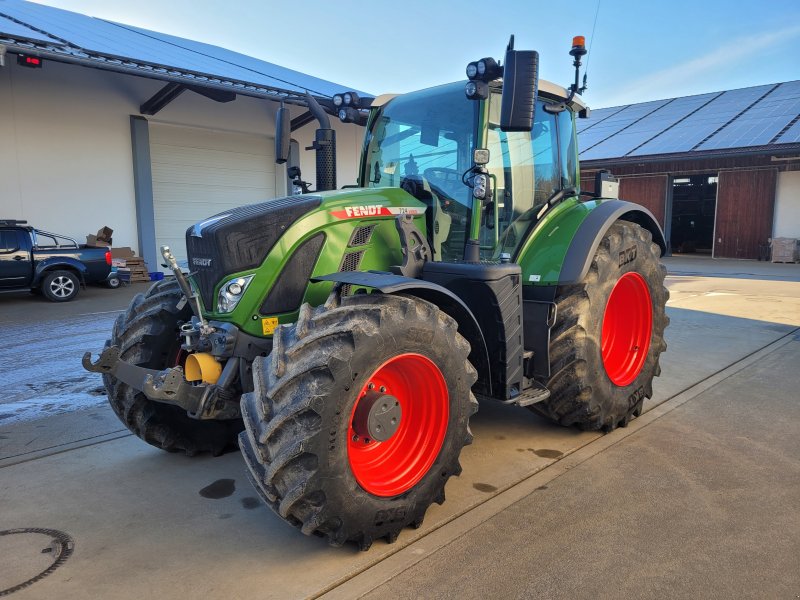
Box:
[96,226,114,242]
[110,247,135,258]
[86,234,111,247]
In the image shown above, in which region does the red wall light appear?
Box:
[17,54,43,68]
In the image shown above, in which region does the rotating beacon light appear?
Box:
[567,35,588,99]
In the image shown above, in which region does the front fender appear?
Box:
[313,271,493,396]
[33,257,88,286]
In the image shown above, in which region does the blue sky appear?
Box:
[35,0,800,109]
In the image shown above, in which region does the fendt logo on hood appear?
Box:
[192,257,212,267]
[330,205,426,219]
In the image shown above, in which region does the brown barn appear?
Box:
[578,81,800,259]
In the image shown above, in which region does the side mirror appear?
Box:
[275,104,291,164]
[500,45,539,132]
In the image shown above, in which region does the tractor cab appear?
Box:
[358,79,586,263]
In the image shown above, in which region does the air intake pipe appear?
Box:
[305,92,336,192]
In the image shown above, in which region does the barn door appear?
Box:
[714,170,776,259]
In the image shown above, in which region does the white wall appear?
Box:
[0,58,363,252]
[774,170,800,239]
[0,59,139,248]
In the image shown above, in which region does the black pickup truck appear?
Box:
[0,220,114,302]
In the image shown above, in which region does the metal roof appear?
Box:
[0,0,360,105]
[579,80,800,163]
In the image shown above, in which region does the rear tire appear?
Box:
[239,293,478,550]
[104,278,242,455]
[532,221,669,431]
[41,270,79,302]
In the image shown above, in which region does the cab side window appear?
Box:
[0,230,21,253]
[487,98,562,256]
[558,109,578,190]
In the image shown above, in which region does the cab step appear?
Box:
[513,383,551,407]
[485,381,551,407]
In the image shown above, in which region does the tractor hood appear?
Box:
[185,195,322,309]
[185,187,427,312]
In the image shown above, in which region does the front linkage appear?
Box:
[83,246,269,421]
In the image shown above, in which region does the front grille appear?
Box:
[186,195,321,309]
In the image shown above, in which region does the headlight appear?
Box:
[477,60,486,76]
[333,94,343,106]
[343,92,353,105]
[217,274,254,313]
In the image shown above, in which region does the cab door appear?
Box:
[0,229,33,288]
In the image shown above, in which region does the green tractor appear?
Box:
[85,36,668,550]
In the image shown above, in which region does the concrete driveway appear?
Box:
[0,258,798,598]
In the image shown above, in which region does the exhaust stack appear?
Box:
[305,92,336,192]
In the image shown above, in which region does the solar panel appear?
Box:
[578,99,672,154]
[0,13,61,44]
[582,92,719,160]
[0,0,356,96]
[576,106,627,133]
[776,117,800,144]
[113,23,353,96]
[629,84,774,156]
[697,80,800,150]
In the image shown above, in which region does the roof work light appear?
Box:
[465,53,503,101]
[333,91,372,125]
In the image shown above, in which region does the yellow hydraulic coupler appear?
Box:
[184,353,222,384]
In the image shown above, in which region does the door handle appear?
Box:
[13,256,24,261]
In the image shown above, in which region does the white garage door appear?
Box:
[150,123,277,263]
[774,171,800,239]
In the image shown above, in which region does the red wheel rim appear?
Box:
[601,272,653,387]
[348,353,449,497]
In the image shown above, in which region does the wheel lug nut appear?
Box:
[379,386,386,392]
[352,434,359,442]
[368,383,374,390]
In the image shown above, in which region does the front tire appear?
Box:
[239,293,478,550]
[533,221,669,431]
[105,278,243,455]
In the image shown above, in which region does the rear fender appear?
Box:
[517,199,665,380]
[515,198,665,287]
[33,257,88,286]
[313,272,493,396]
[558,200,666,285]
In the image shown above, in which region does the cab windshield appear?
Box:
[361,82,476,261]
